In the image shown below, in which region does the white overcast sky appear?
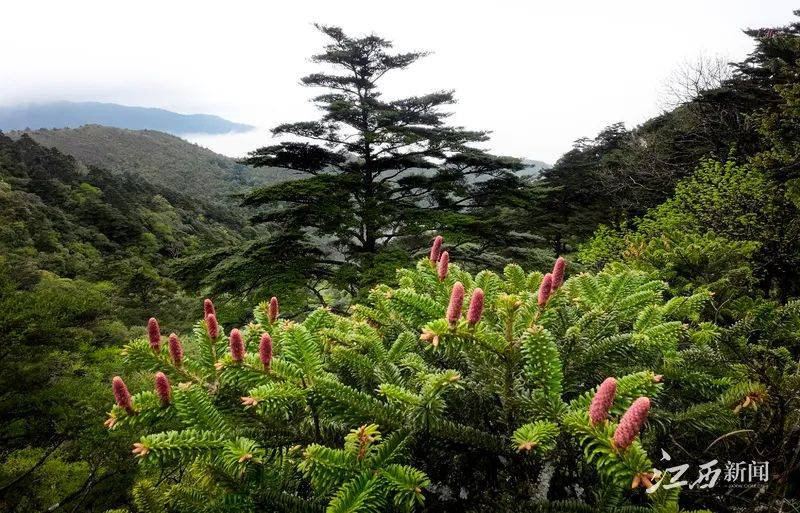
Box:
[1,1,795,162]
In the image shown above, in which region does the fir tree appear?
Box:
[240,25,524,292]
[107,237,755,512]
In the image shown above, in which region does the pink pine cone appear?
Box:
[155,372,171,406]
[147,317,161,352]
[429,235,443,262]
[589,377,617,426]
[437,251,450,281]
[203,298,216,318]
[467,288,484,326]
[168,333,183,367]
[206,313,219,340]
[259,332,273,371]
[447,282,465,325]
[112,376,133,413]
[229,328,245,362]
[538,273,553,307]
[268,297,279,323]
[552,257,566,290]
[613,397,651,450]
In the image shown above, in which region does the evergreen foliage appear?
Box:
[0,132,242,511]
[238,25,527,294]
[578,156,798,308]
[108,241,780,511]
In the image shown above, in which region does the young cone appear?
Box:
[551,256,566,290]
[229,328,245,363]
[168,333,183,367]
[112,376,133,414]
[154,372,171,406]
[147,317,161,352]
[467,288,485,326]
[538,273,553,307]
[613,397,651,450]
[268,297,279,323]
[203,298,216,318]
[447,282,465,326]
[429,235,443,263]
[206,313,219,339]
[589,377,617,425]
[437,251,450,281]
[259,332,273,371]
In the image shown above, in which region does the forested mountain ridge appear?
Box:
[0,101,253,134]
[516,20,800,302]
[538,19,800,301]
[0,132,243,325]
[0,132,259,511]
[8,125,287,203]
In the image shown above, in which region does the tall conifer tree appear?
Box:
[241,25,523,291]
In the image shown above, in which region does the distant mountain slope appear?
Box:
[0,101,253,134]
[8,125,286,202]
[0,132,244,275]
[518,158,551,179]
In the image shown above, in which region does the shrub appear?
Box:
[108,239,759,512]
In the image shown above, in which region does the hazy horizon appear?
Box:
[2,1,796,162]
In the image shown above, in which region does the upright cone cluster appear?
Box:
[206,313,219,339]
[551,256,566,290]
[204,298,216,318]
[268,297,279,323]
[538,273,553,307]
[467,288,484,326]
[229,328,245,362]
[589,377,617,425]
[147,317,161,352]
[154,372,171,406]
[168,333,183,367]
[112,376,133,414]
[613,397,651,450]
[447,282,465,326]
[429,235,443,263]
[259,332,273,371]
[437,251,450,282]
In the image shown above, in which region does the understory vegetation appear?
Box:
[108,250,799,512]
[2,11,800,513]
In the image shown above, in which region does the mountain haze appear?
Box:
[0,101,254,134]
[518,158,550,179]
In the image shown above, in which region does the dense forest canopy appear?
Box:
[0,132,252,511]
[2,10,800,513]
